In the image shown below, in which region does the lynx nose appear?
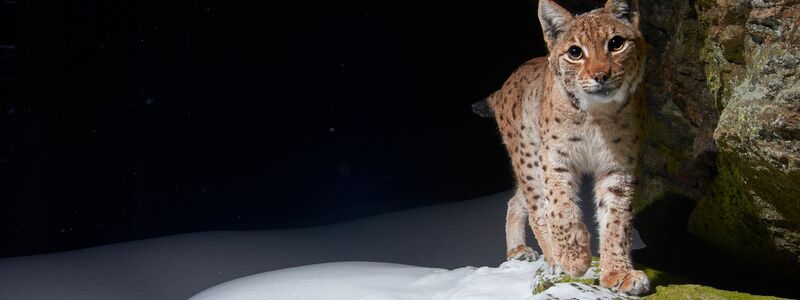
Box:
[593,72,609,84]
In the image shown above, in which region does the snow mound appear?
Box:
[191,258,624,300]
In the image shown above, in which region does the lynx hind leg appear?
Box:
[506,190,537,261]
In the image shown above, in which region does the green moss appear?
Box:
[701,33,732,110]
[646,285,788,300]
[636,263,689,287]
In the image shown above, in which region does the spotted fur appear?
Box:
[488,0,649,296]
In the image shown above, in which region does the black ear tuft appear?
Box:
[538,0,573,45]
[605,0,635,23]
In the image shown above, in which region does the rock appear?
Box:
[635,0,720,215]
[532,259,602,294]
[688,0,800,275]
[617,0,800,277]
[529,257,782,299]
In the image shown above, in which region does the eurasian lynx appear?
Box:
[483,0,649,295]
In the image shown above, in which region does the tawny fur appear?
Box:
[488,0,649,295]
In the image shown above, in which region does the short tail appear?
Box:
[471,98,494,118]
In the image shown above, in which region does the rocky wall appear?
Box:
[637,0,800,274]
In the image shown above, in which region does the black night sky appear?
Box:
[0,0,598,257]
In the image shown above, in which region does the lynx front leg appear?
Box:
[527,200,555,265]
[594,169,650,295]
[506,190,537,261]
[542,163,591,277]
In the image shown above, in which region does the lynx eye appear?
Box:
[608,36,626,52]
[567,46,583,60]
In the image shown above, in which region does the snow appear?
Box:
[190,261,539,300]
[191,259,623,300]
[190,182,642,300]
[0,189,644,299]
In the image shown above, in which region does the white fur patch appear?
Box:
[559,59,645,111]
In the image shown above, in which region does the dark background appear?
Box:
[0,0,600,257]
[5,2,799,297]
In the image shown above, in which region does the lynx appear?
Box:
[479,0,649,295]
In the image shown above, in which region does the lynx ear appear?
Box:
[538,0,573,46]
[604,0,639,25]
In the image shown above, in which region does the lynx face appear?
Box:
[539,0,646,110]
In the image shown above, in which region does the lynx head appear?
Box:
[538,0,645,111]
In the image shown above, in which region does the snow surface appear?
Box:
[191,259,623,300]
[0,189,644,299]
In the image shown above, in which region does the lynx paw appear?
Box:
[600,269,650,296]
[506,245,538,262]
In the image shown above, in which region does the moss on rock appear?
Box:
[646,285,788,300]
[529,258,785,299]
